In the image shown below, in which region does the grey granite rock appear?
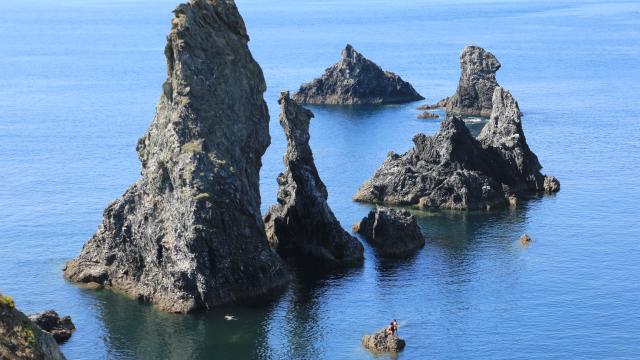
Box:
[28,311,75,343]
[264,92,364,267]
[429,46,500,117]
[362,331,406,353]
[0,293,66,360]
[64,0,289,313]
[292,44,424,105]
[353,208,425,257]
[354,87,559,210]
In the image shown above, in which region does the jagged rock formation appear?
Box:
[0,293,66,360]
[63,0,289,313]
[264,92,364,266]
[354,87,559,210]
[362,332,406,353]
[353,208,425,257]
[28,311,75,343]
[429,46,500,117]
[292,44,424,105]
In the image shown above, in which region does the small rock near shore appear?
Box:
[29,311,76,343]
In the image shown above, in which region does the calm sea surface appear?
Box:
[1,0,639,359]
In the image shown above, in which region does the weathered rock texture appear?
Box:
[64,0,289,313]
[0,293,66,360]
[292,44,424,105]
[362,332,406,353]
[437,46,501,117]
[353,208,425,257]
[354,87,559,210]
[28,311,75,343]
[264,92,364,266]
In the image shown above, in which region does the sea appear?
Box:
[0,0,639,359]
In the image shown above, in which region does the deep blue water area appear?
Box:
[1,0,639,358]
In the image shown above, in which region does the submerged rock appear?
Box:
[292,44,424,105]
[0,293,66,360]
[28,311,75,343]
[430,46,500,117]
[353,208,425,257]
[362,331,406,353]
[264,92,364,266]
[354,87,559,210]
[64,0,289,313]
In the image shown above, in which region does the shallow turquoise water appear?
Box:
[1,0,639,359]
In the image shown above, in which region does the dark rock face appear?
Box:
[362,332,406,353]
[442,46,501,117]
[292,44,424,105]
[0,293,66,360]
[352,208,425,257]
[354,87,559,210]
[264,92,364,266]
[28,311,75,343]
[63,0,289,313]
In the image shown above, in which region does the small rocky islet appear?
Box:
[353,208,425,257]
[292,44,424,105]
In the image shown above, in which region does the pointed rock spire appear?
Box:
[264,92,364,266]
[438,45,501,117]
[63,0,289,313]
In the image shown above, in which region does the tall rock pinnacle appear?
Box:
[63,0,289,313]
[292,44,424,105]
[444,45,501,117]
[264,92,364,267]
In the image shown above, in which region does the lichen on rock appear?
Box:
[0,292,66,360]
[292,44,424,105]
[264,92,364,267]
[63,0,289,313]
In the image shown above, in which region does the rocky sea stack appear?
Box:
[353,208,425,257]
[354,87,559,210]
[0,293,66,360]
[264,92,364,267]
[292,44,424,105]
[63,0,289,313]
[435,45,501,117]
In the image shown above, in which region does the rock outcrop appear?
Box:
[417,111,439,119]
[64,0,289,313]
[354,87,559,210]
[264,92,364,266]
[353,208,425,257]
[430,46,500,117]
[362,332,406,353]
[0,293,66,360]
[292,44,424,105]
[28,311,75,343]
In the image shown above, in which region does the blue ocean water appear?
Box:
[1,0,639,359]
